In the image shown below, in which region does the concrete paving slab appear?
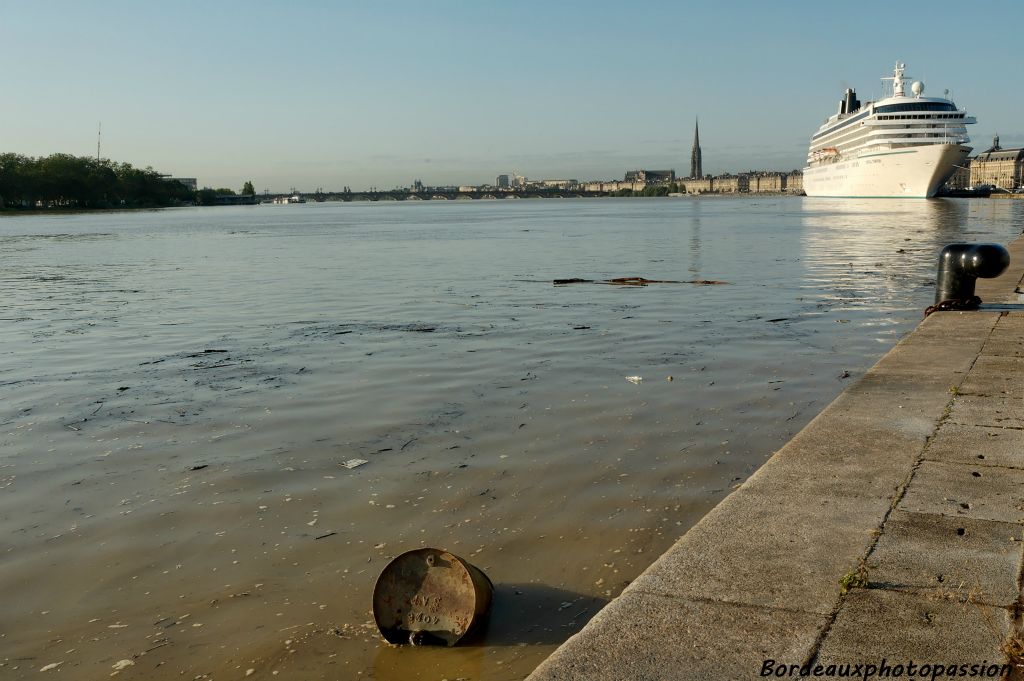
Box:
[910,312,1002,340]
[738,419,918,501]
[980,338,1024,358]
[989,314,1024,332]
[815,588,1011,665]
[871,340,990,377]
[624,485,888,615]
[959,356,1024,399]
[526,591,828,681]
[899,461,1024,525]
[821,387,949,440]
[867,510,1022,606]
[948,395,1024,429]
[925,423,1024,470]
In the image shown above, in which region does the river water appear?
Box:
[2,197,1022,680]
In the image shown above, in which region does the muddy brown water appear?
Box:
[2,197,1022,680]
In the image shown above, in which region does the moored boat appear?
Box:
[803,62,975,198]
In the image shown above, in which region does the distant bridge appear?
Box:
[261,189,614,203]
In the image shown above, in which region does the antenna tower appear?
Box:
[97,122,102,162]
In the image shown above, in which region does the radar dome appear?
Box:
[911,81,924,96]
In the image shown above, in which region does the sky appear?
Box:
[2,0,1022,192]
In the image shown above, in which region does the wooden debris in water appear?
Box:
[553,277,728,286]
[341,458,368,469]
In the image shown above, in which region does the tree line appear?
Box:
[0,153,249,210]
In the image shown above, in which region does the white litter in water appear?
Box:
[342,458,369,469]
[625,376,643,384]
[112,659,134,671]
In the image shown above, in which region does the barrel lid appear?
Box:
[372,548,491,646]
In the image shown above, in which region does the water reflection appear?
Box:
[799,198,974,311]
[689,199,702,278]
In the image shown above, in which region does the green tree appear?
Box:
[641,185,669,197]
[0,153,192,209]
[195,188,219,206]
[241,180,255,195]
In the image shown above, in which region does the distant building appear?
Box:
[714,176,743,193]
[680,178,713,194]
[786,171,803,193]
[584,180,645,192]
[166,177,197,191]
[411,179,424,193]
[624,169,675,183]
[690,119,702,179]
[747,173,786,193]
[539,179,577,189]
[969,136,1024,191]
[496,174,510,188]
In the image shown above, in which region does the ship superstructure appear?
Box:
[803,62,975,198]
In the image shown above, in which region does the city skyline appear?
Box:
[2,1,1022,191]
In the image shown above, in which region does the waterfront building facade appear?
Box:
[681,178,713,194]
[747,173,786,192]
[496,174,510,189]
[786,171,803,193]
[969,137,1024,191]
[712,176,743,193]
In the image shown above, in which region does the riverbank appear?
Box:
[526,233,1024,679]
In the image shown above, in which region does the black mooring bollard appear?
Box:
[934,243,1010,305]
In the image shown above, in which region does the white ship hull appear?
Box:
[802,143,970,199]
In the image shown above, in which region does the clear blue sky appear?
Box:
[2,0,1021,192]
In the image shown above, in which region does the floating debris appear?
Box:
[342,459,369,469]
[625,376,643,384]
[553,277,728,286]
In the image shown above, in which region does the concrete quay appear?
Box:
[527,235,1024,680]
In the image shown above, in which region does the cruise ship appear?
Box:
[803,62,975,198]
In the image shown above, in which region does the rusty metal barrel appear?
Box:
[373,548,493,646]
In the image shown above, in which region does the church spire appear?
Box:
[690,118,703,179]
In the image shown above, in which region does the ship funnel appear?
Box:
[842,89,860,114]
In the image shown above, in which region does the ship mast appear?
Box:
[882,62,908,98]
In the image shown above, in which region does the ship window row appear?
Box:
[877,114,964,120]
[874,123,966,130]
[874,103,957,113]
[873,132,964,140]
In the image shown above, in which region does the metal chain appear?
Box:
[923,296,982,318]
